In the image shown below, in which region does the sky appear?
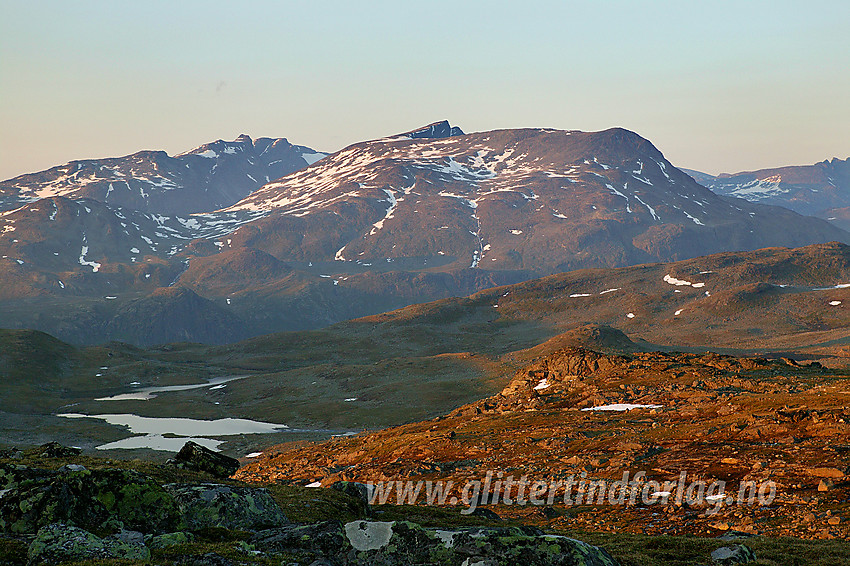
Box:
[1,0,848,180]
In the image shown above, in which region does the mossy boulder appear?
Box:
[91,469,182,533]
[0,463,181,535]
[164,483,289,531]
[27,523,150,564]
[370,522,619,565]
[250,520,619,565]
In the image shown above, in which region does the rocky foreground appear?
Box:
[3,349,850,564]
[238,349,850,543]
[0,442,624,565]
[1,440,847,565]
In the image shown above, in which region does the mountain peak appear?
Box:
[588,127,663,160]
[398,120,464,140]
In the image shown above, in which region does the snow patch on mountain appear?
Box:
[78,245,101,273]
[1,135,326,215]
[663,274,706,288]
[370,189,399,235]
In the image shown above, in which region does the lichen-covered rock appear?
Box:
[717,531,759,542]
[165,483,288,531]
[711,544,757,564]
[0,462,52,490]
[168,441,240,478]
[91,468,183,533]
[250,520,618,565]
[0,463,181,535]
[27,523,150,564]
[356,521,620,566]
[146,531,196,549]
[0,464,111,535]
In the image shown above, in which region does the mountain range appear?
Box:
[1,121,848,345]
[0,135,326,215]
[684,157,850,231]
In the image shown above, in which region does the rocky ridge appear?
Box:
[0,135,326,215]
[686,157,850,231]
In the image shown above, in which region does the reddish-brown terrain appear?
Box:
[237,347,850,541]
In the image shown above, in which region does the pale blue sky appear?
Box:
[1,0,848,180]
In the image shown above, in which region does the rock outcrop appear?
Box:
[249,520,619,565]
[0,463,181,534]
[27,523,150,564]
[168,440,241,478]
[164,483,288,531]
[500,347,625,397]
